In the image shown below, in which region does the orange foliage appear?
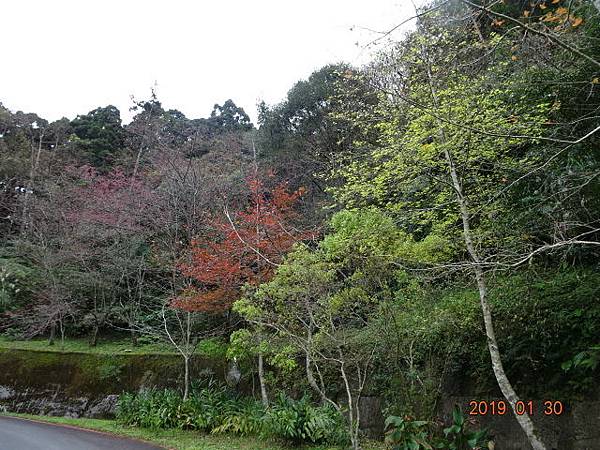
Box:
[173,172,307,312]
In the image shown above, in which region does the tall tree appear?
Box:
[208,99,253,132]
[327,1,600,448]
[71,105,126,168]
[174,170,306,403]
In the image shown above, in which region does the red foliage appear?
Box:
[172,172,307,312]
[65,165,157,233]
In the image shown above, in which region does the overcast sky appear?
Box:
[1,1,416,124]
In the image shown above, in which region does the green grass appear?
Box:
[0,336,226,358]
[0,336,172,355]
[4,414,386,450]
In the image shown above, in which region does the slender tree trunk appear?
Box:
[258,352,269,407]
[354,396,361,450]
[48,322,55,346]
[251,147,270,408]
[20,131,44,234]
[339,361,360,450]
[304,327,358,447]
[89,324,99,347]
[305,327,327,404]
[130,328,138,347]
[445,151,546,450]
[59,318,65,350]
[304,327,341,411]
[416,32,547,448]
[183,355,190,401]
[305,349,325,403]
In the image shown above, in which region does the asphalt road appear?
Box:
[0,416,163,450]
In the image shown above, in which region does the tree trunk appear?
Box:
[48,322,55,346]
[342,371,360,450]
[20,131,44,235]
[305,329,340,411]
[258,351,269,407]
[306,351,323,402]
[59,318,65,350]
[183,355,190,401]
[416,32,547,448]
[353,399,361,450]
[130,328,138,347]
[444,148,546,450]
[89,324,99,347]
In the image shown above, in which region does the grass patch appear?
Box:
[0,336,172,355]
[4,414,385,450]
[0,336,227,358]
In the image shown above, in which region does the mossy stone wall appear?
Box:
[0,348,226,417]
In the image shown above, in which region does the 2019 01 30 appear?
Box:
[468,400,564,416]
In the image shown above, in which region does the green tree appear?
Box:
[71,105,126,168]
[208,99,253,132]
[235,208,445,450]
[257,64,380,221]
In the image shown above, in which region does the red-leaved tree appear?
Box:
[174,172,306,313]
[173,170,307,403]
[64,165,159,346]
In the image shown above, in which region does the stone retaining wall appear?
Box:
[0,348,225,418]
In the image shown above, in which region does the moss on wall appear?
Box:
[0,349,226,397]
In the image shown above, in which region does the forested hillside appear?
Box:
[1,1,600,449]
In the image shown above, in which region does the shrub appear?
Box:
[384,408,490,450]
[264,393,349,445]
[116,389,180,428]
[385,415,432,450]
[189,383,233,430]
[212,398,265,436]
[377,266,600,418]
[116,387,347,445]
[437,407,490,450]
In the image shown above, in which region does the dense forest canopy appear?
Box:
[1,1,600,449]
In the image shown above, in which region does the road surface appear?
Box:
[0,416,163,450]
